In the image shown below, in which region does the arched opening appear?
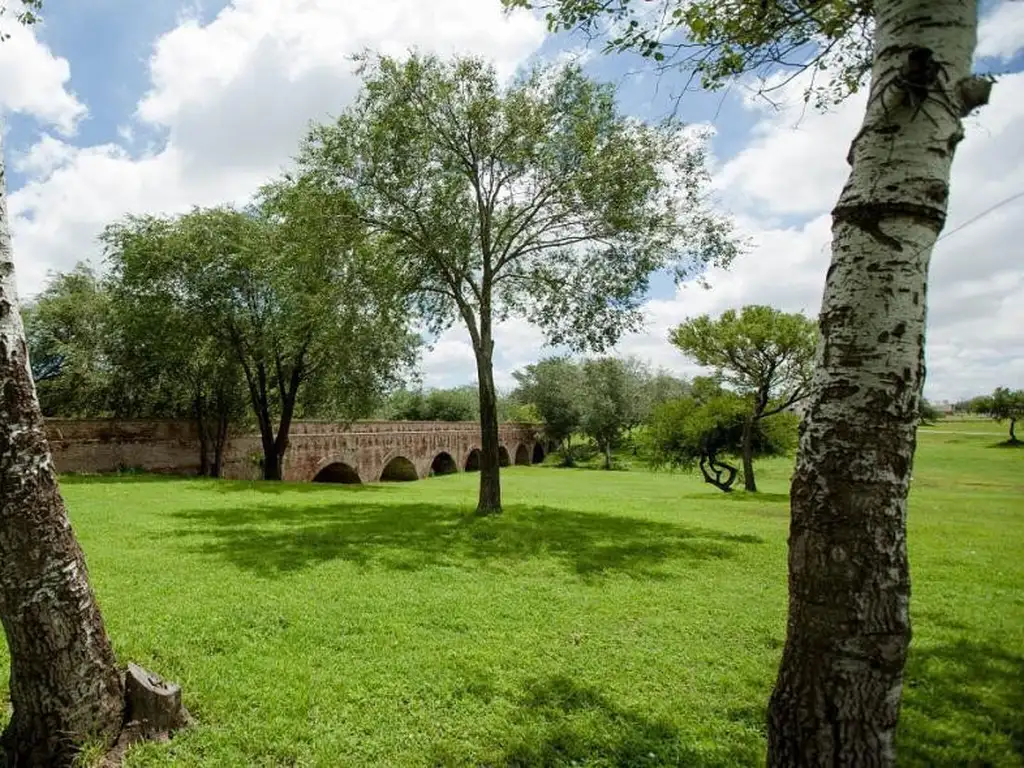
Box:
[532,443,545,465]
[465,449,481,472]
[498,446,511,467]
[313,462,361,484]
[380,456,419,482]
[514,444,530,466]
[430,452,458,476]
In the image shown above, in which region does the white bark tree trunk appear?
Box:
[0,137,125,765]
[767,1,989,765]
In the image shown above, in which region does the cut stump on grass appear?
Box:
[124,663,192,738]
[97,664,193,766]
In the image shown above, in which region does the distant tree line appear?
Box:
[509,306,816,492]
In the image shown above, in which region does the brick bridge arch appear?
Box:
[44,419,544,484]
[286,422,542,483]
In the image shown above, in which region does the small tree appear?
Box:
[579,356,649,469]
[423,386,480,421]
[22,264,112,417]
[977,387,1024,444]
[671,305,815,492]
[105,266,248,475]
[512,356,583,465]
[919,398,942,426]
[298,52,736,514]
[647,393,798,492]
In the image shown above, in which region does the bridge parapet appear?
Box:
[44,419,543,484]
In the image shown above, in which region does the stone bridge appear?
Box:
[44,419,545,484]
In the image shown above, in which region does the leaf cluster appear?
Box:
[502,0,875,108]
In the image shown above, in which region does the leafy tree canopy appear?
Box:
[502,0,876,108]
[646,391,798,491]
[23,263,111,417]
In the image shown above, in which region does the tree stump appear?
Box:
[123,663,191,739]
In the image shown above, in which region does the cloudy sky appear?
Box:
[4,0,1023,402]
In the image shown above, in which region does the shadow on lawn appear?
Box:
[433,675,760,767]
[900,639,1024,765]
[172,500,764,579]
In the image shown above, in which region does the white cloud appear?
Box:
[10,0,546,296]
[8,2,1023,403]
[0,11,85,132]
[611,71,1024,402]
[978,0,1024,62]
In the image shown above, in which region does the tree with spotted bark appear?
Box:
[297,52,737,514]
[0,6,126,763]
[503,0,994,763]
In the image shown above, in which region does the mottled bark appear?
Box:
[474,337,502,515]
[0,141,125,765]
[767,1,987,765]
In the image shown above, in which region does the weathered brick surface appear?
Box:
[44,419,543,483]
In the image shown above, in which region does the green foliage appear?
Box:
[645,392,797,491]
[23,263,112,417]
[579,357,650,469]
[102,180,419,477]
[30,425,1024,766]
[0,0,43,39]
[671,305,816,411]
[919,398,942,426]
[973,387,1024,443]
[511,357,584,454]
[670,305,813,489]
[300,52,735,351]
[380,386,481,422]
[502,0,875,108]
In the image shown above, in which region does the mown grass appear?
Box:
[3,420,1022,766]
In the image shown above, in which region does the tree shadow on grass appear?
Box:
[899,639,1024,766]
[60,472,196,486]
[673,492,789,504]
[211,479,388,495]
[171,501,764,580]
[432,675,760,767]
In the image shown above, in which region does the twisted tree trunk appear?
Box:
[767,1,989,765]
[0,140,125,765]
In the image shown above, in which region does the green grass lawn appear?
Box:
[4,420,1022,766]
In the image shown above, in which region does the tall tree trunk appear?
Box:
[741,417,757,492]
[767,2,987,765]
[0,142,125,766]
[474,338,502,515]
[262,439,282,481]
[195,394,210,477]
[212,401,229,479]
[603,441,612,470]
[1009,417,1018,444]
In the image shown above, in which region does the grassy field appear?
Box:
[4,420,1022,766]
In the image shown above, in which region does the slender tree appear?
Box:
[511,356,583,464]
[671,305,816,492]
[22,264,112,416]
[504,0,993,762]
[298,52,736,514]
[0,8,125,762]
[579,356,649,469]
